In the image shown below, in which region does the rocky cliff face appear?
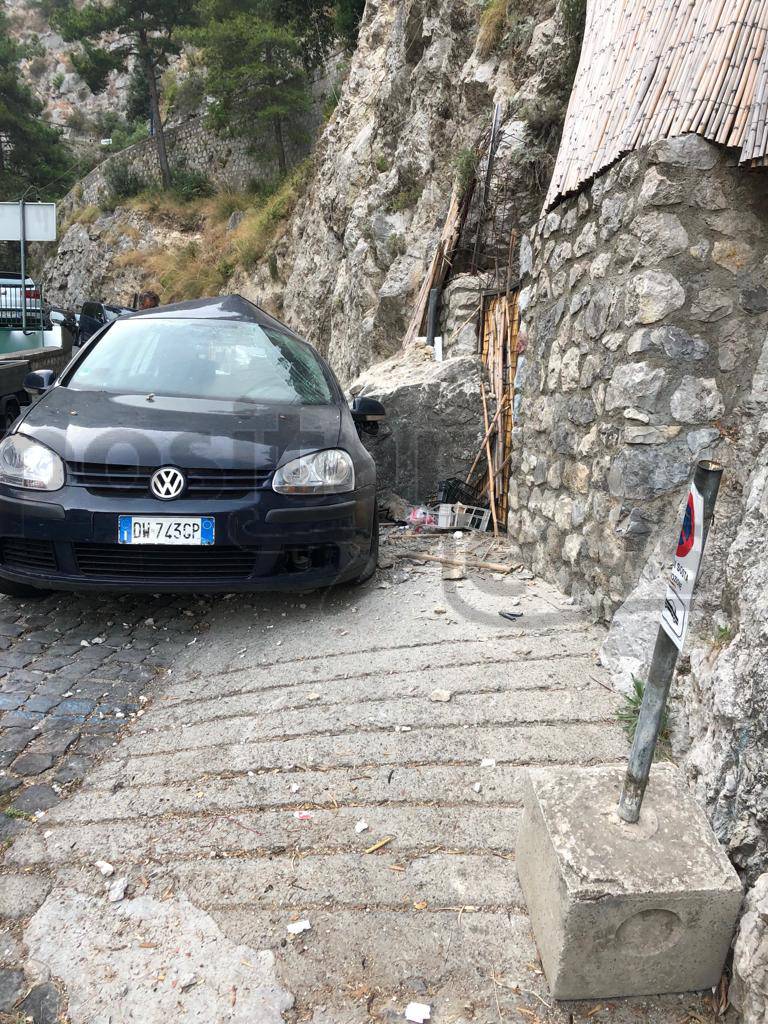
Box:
[7,0,134,134]
[233,0,567,383]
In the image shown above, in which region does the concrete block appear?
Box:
[517,763,742,1000]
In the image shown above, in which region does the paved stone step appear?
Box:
[145,655,606,730]
[124,687,619,756]
[166,850,524,912]
[161,632,601,703]
[211,906,540,1006]
[8,805,521,868]
[48,763,529,824]
[53,850,523,912]
[87,722,628,788]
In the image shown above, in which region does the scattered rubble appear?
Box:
[429,689,452,703]
[107,878,128,903]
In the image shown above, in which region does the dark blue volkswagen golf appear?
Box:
[0,296,385,596]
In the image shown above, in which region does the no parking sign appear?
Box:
[660,481,705,650]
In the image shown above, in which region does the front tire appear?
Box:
[350,505,379,585]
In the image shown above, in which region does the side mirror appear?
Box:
[24,369,56,396]
[351,396,386,422]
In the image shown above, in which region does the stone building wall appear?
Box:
[517,135,768,1022]
[513,134,768,623]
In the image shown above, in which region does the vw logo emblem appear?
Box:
[150,466,186,500]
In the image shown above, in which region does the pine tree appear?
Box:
[0,1,72,198]
[53,0,198,189]
[193,1,310,176]
[335,0,365,51]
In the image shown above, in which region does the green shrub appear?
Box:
[616,676,671,758]
[103,159,147,200]
[390,180,422,212]
[374,155,389,174]
[322,90,340,122]
[170,166,215,202]
[27,54,47,79]
[453,147,478,193]
[167,71,207,120]
[231,161,310,269]
[477,0,508,57]
[52,70,65,90]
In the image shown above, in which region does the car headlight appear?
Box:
[273,449,355,495]
[0,434,65,491]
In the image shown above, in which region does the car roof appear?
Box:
[125,294,302,339]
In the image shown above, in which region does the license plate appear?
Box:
[118,516,215,545]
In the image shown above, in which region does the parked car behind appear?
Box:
[0,273,43,331]
[77,300,134,345]
[0,295,386,596]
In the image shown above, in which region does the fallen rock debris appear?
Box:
[429,689,452,703]
[94,861,115,877]
[107,878,128,903]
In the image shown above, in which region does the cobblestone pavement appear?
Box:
[0,592,213,826]
[0,557,726,1024]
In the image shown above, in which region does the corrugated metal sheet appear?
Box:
[545,0,768,209]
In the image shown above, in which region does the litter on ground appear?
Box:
[405,1001,431,1022]
[287,920,311,935]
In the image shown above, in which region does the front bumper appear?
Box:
[0,485,375,593]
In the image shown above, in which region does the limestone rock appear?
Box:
[731,873,768,1024]
[637,167,684,208]
[630,211,689,265]
[712,239,754,274]
[573,221,597,257]
[670,377,725,423]
[600,555,668,693]
[624,424,681,444]
[607,447,689,500]
[350,351,486,502]
[628,270,685,324]
[690,288,734,322]
[649,133,720,170]
[605,363,666,412]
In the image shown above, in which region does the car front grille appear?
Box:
[66,463,272,499]
[0,537,57,573]
[73,543,259,580]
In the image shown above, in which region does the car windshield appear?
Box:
[65,317,335,405]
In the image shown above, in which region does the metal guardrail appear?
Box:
[0,282,45,333]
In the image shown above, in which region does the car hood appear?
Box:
[18,387,342,470]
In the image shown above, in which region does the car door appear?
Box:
[78,303,107,345]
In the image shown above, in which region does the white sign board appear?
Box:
[660,481,704,650]
[0,202,57,242]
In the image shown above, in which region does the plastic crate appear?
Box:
[436,502,492,532]
[436,477,486,507]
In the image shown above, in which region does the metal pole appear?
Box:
[617,460,723,824]
[425,287,440,348]
[19,198,27,334]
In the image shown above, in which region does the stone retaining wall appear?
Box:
[62,118,297,214]
[514,135,768,622]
